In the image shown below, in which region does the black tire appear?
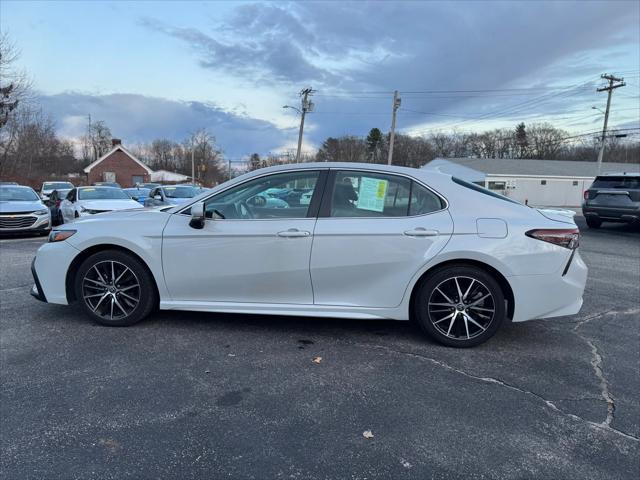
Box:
[74,250,157,326]
[585,217,601,229]
[414,265,506,348]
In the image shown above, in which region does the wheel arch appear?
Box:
[65,244,160,304]
[409,259,515,321]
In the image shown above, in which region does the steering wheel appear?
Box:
[238,201,254,219]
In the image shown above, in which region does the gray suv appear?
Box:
[582,172,640,228]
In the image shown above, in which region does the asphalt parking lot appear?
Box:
[1,217,638,479]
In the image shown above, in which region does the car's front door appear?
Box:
[60,189,76,223]
[310,169,453,308]
[162,169,327,304]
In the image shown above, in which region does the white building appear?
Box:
[423,158,640,207]
[149,170,191,183]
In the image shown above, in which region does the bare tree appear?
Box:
[0,33,32,130]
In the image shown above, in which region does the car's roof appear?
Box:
[0,184,32,190]
[79,185,120,189]
[598,173,640,177]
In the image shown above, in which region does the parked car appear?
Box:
[0,185,51,235]
[59,186,141,223]
[144,185,201,207]
[92,182,121,188]
[32,163,588,347]
[40,181,74,200]
[0,181,19,185]
[44,188,72,226]
[582,172,640,228]
[137,182,161,190]
[124,187,151,205]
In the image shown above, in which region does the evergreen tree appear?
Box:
[366,128,384,163]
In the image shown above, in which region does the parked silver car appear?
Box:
[0,185,51,235]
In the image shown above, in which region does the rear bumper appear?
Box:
[508,250,588,322]
[582,205,640,223]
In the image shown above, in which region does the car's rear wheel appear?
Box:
[586,217,601,228]
[74,250,156,326]
[414,266,506,347]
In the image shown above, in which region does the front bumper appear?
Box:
[31,240,80,305]
[30,258,47,302]
[0,214,51,234]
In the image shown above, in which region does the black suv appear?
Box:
[582,172,640,228]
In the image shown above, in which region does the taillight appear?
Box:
[583,190,590,200]
[526,229,580,249]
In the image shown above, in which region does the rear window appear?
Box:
[452,177,522,205]
[591,176,640,189]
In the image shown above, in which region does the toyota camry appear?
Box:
[30,163,587,347]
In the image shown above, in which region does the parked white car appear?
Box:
[31,163,587,347]
[59,186,141,224]
[40,181,74,200]
[0,185,51,235]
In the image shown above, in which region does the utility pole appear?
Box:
[596,74,625,173]
[287,87,314,163]
[191,142,195,185]
[387,90,401,165]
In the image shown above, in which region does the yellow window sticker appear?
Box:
[356,177,388,212]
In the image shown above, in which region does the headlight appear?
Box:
[80,206,98,215]
[48,230,76,242]
[34,209,49,216]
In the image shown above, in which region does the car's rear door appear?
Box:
[162,169,328,305]
[310,169,453,308]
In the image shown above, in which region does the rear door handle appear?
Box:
[404,228,439,237]
[277,229,311,238]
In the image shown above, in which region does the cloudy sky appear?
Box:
[2,0,639,157]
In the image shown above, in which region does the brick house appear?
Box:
[84,139,153,187]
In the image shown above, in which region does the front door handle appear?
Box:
[277,229,311,238]
[404,228,439,237]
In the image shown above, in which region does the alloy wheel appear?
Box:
[427,276,495,340]
[81,260,140,321]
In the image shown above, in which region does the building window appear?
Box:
[132,175,144,186]
[572,181,579,186]
[487,181,506,190]
[540,180,547,186]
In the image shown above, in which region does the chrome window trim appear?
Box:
[175,166,449,220]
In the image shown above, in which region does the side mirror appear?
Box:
[189,201,205,229]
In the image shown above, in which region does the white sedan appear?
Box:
[59,186,142,223]
[31,163,587,347]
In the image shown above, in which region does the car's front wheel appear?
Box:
[414,265,506,347]
[74,250,157,326]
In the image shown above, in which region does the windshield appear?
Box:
[124,188,150,197]
[78,188,130,200]
[43,182,73,190]
[0,186,40,201]
[164,186,199,198]
[592,176,640,189]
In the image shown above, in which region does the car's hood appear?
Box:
[78,199,143,211]
[166,197,193,205]
[65,206,170,226]
[0,200,46,213]
[536,208,577,225]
